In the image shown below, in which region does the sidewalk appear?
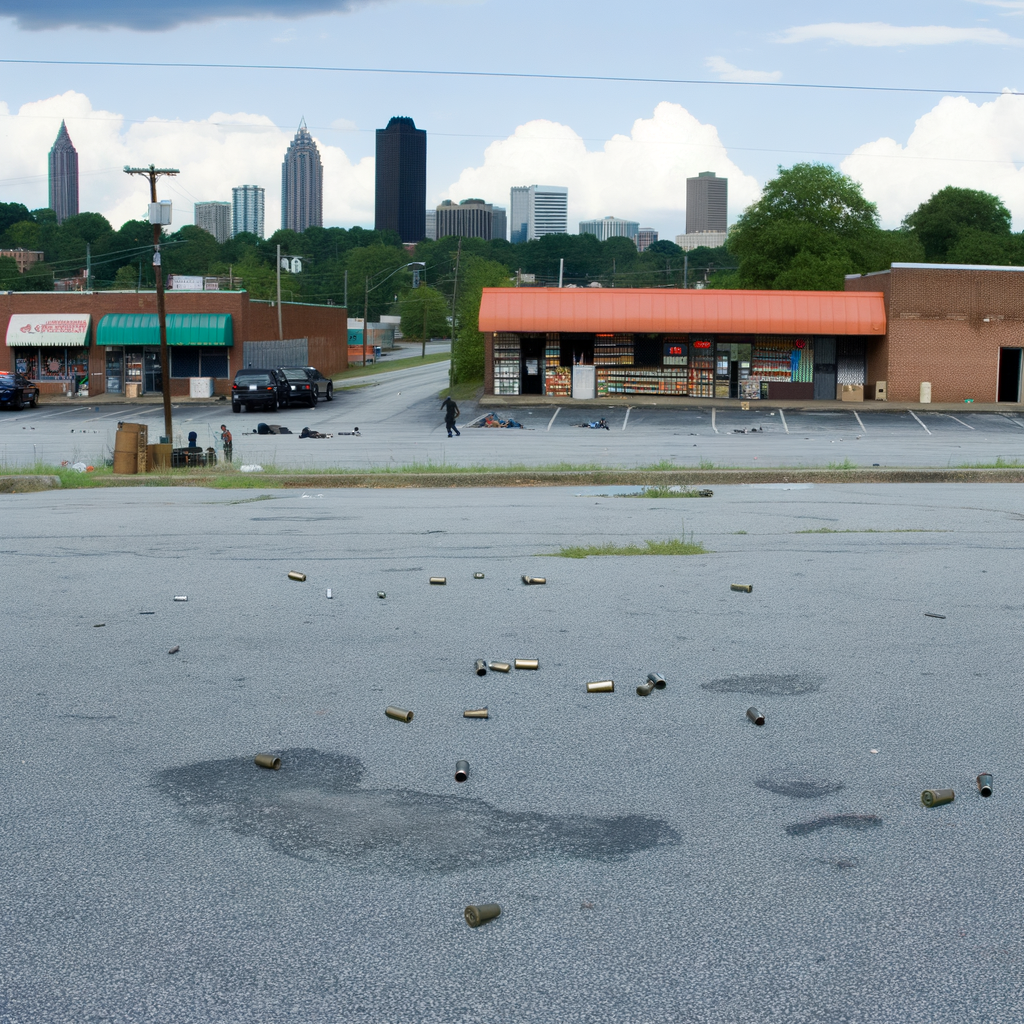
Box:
[40,393,230,407]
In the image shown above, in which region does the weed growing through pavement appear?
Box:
[826,459,858,470]
[956,457,1024,468]
[795,527,947,534]
[618,486,704,498]
[554,517,708,558]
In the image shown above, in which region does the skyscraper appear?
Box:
[492,205,507,242]
[435,199,494,240]
[635,228,658,252]
[48,121,79,225]
[509,185,568,243]
[578,216,640,243]
[375,116,427,242]
[424,209,437,241]
[194,201,231,243]
[232,185,265,239]
[281,119,323,233]
[685,171,727,234]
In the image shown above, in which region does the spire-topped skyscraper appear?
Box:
[281,118,323,233]
[48,120,79,225]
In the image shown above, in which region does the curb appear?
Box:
[0,475,63,493]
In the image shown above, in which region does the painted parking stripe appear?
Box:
[778,409,789,434]
[546,407,561,431]
[853,410,867,432]
[909,410,932,434]
[944,414,974,430]
[622,407,631,431]
[711,408,718,434]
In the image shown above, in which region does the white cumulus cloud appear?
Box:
[441,101,761,236]
[842,93,1024,228]
[705,56,782,83]
[779,21,1023,46]
[0,91,374,231]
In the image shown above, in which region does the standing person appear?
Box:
[220,424,233,463]
[441,396,460,437]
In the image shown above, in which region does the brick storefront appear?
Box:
[0,290,348,397]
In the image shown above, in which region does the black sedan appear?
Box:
[280,366,334,402]
[279,368,318,407]
[0,371,40,410]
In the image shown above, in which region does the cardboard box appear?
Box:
[873,381,887,401]
[838,384,864,403]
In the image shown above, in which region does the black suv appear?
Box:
[231,369,286,413]
[278,368,318,408]
[0,371,40,410]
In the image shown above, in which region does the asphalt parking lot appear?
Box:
[2,483,1022,1023]
[3,360,1024,470]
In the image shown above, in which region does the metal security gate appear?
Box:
[243,338,308,369]
[813,336,836,400]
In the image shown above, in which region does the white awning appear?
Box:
[6,313,91,347]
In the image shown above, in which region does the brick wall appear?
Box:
[0,291,348,393]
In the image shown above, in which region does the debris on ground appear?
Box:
[239,465,264,473]
[168,646,180,655]
[475,414,524,429]
[465,904,501,928]
[733,428,764,433]
[573,419,610,430]
[299,427,333,439]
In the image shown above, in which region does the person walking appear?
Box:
[220,424,233,463]
[441,396,460,437]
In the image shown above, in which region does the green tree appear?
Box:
[113,264,139,289]
[0,202,32,236]
[452,257,512,385]
[728,163,886,290]
[2,220,41,251]
[399,286,450,348]
[345,244,409,319]
[903,186,1012,262]
[0,255,19,288]
[946,228,1024,266]
[164,224,222,276]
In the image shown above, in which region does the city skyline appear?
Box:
[281,118,323,233]
[47,120,78,225]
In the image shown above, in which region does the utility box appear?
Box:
[572,365,596,399]
[919,382,932,404]
[189,377,214,398]
[874,381,887,401]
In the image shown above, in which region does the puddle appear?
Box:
[702,674,821,696]
[755,770,845,799]
[785,814,882,837]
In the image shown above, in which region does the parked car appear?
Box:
[301,366,334,402]
[278,368,318,407]
[231,369,286,413]
[0,371,40,410]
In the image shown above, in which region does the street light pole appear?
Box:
[276,244,284,341]
[124,164,179,445]
[363,276,370,368]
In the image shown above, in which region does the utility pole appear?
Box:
[343,269,348,310]
[86,243,91,292]
[124,164,179,445]
[363,276,370,368]
[450,239,462,389]
[683,254,689,290]
[276,244,283,341]
[558,257,564,288]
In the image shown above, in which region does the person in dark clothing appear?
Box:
[187,431,200,449]
[441,396,460,437]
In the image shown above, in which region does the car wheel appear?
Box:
[12,392,24,411]
[309,393,318,407]
[326,384,334,401]
[232,402,241,413]
[28,393,38,408]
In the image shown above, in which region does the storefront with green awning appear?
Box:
[96,313,233,395]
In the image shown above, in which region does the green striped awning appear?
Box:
[96,313,233,347]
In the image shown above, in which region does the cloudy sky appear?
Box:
[2,0,1024,237]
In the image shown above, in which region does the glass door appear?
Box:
[105,348,124,394]
[144,348,162,394]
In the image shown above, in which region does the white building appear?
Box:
[578,216,640,243]
[674,230,729,251]
[232,185,265,239]
[194,201,231,244]
[510,185,568,243]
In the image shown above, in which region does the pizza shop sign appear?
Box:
[5,313,92,347]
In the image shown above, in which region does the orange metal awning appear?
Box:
[478,288,886,336]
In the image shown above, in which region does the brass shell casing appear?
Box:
[587,680,615,693]
[429,577,447,585]
[731,584,753,593]
[463,708,489,718]
[522,576,547,585]
[254,753,281,770]
[921,788,955,807]
[977,774,994,798]
[746,706,765,726]
[385,706,413,723]
[647,672,666,689]
[455,760,470,782]
[489,662,511,673]
[173,596,187,602]
[474,572,485,579]
[514,659,539,670]
[377,591,386,599]
[288,571,306,582]
[636,681,654,696]
[474,660,488,676]
[465,903,501,928]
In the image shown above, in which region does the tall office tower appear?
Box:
[492,205,507,242]
[194,201,231,243]
[509,185,568,243]
[635,228,658,252]
[435,198,494,240]
[578,216,640,242]
[424,209,437,241]
[685,171,727,234]
[281,119,323,233]
[48,120,79,225]
[232,185,265,238]
[374,116,426,242]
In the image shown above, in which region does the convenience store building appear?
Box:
[480,265,1024,403]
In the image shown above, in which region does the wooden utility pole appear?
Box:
[363,276,370,367]
[123,164,178,445]
[449,239,462,388]
[276,244,284,340]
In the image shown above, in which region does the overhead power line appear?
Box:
[0,57,1019,98]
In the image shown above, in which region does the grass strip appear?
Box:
[618,486,704,498]
[554,538,710,558]
[795,527,948,534]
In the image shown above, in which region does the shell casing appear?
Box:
[429,577,447,585]
[924,612,947,619]
[587,680,615,693]
[385,706,414,723]
[288,571,306,582]
[254,753,281,770]
[326,589,332,599]
[173,596,188,602]
[474,572,485,579]
[455,760,470,782]
[636,681,654,697]
[377,591,386,599]
[731,584,753,593]
[463,708,489,719]
[168,645,180,655]
[522,575,547,585]
[976,774,994,798]
[647,672,667,689]
[746,706,765,726]
[474,660,488,677]
[489,661,511,673]
[514,658,539,670]
[464,903,501,928]
[921,788,955,807]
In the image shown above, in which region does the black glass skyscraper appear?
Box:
[374,117,426,242]
[48,120,79,225]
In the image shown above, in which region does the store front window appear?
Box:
[106,349,124,394]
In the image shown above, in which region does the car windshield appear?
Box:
[281,371,309,382]
[235,374,273,386]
